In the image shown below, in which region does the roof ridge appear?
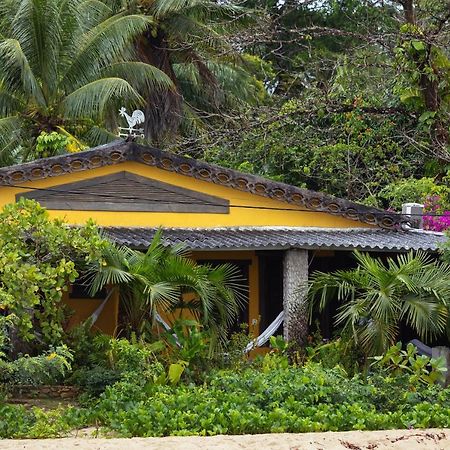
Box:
[0,140,407,230]
[105,226,390,232]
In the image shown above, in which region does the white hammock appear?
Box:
[88,288,115,326]
[244,311,285,353]
[155,312,181,346]
[155,312,172,332]
[151,311,285,353]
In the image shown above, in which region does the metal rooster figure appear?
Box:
[118,107,145,138]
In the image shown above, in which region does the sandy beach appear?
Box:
[0,429,449,450]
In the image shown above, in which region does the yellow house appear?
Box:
[0,140,444,343]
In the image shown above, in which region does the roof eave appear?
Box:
[0,140,407,230]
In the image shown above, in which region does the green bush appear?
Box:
[371,343,448,386]
[0,404,35,438]
[0,403,92,438]
[69,366,121,396]
[91,362,450,436]
[68,336,165,394]
[1,361,450,438]
[0,199,105,351]
[0,345,73,386]
[378,177,450,210]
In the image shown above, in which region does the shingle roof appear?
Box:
[0,140,407,229]
[103,227,446,252]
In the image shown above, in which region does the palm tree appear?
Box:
[0,0,173,164]
[87,232,246,350]
[100,0,262,144]
[308,251,450,356]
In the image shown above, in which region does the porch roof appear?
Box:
[103,226,446,252]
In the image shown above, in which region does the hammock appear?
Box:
[88,288,115,326]
[244,311,285,353]
[155,312,181,346]
[155,312,172,332]
[154,312,285,353]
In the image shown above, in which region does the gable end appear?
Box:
[17,171,230,213]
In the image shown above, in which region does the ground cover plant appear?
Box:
[1,351,450,438]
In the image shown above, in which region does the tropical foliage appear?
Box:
[1,0,450,440]
[99,0,263,144]
[308,251,450,356]
[87,231,246,349]
[2,357,450,438]
[0,0,172,163]
[0,199,105,354]
[188,0,450,228]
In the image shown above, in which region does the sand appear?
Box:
[0,429,449,450]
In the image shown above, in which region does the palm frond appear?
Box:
[0,39,45,106]
[0,84,24,116]
[0,116,26,162]
[83,125,118,146]
[61,77,144,119]
[309,250,450,355]
[102,61,174,91]
[62,14,153,90]
[78,0,114,29]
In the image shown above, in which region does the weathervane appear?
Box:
[118,107,145,139]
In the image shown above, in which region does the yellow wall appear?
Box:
[0,161,372,229]
[64,289,119,336]
[192,251,260,336]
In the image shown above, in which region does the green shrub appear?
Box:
[0,345,73,386]
[69,336,165,394]
[379,177,450,210]
[2,360,450,438]
[305,337,362,376]
[0,199,105,350]
[91,362,450,436]
[0,404,35,438]
[0,403,92,438]
[371,342,447,386]
[69,366,121,396]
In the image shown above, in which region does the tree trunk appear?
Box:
[401,0,450,162]
[136,30,183,145]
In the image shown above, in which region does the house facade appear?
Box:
[0,140,445,343]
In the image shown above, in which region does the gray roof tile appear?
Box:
[102,227,446,252]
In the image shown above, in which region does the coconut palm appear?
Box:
[100,0,262,144]
[87,231,246,350]
[0,0,173,164]
[308,251,450,356]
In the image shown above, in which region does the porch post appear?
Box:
[283,249,309,345]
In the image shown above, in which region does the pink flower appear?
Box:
[422,196,450,232]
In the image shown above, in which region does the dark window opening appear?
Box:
[308,250,357,339]
[258,251,284,337]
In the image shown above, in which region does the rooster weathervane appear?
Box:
[118,107,145,138]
